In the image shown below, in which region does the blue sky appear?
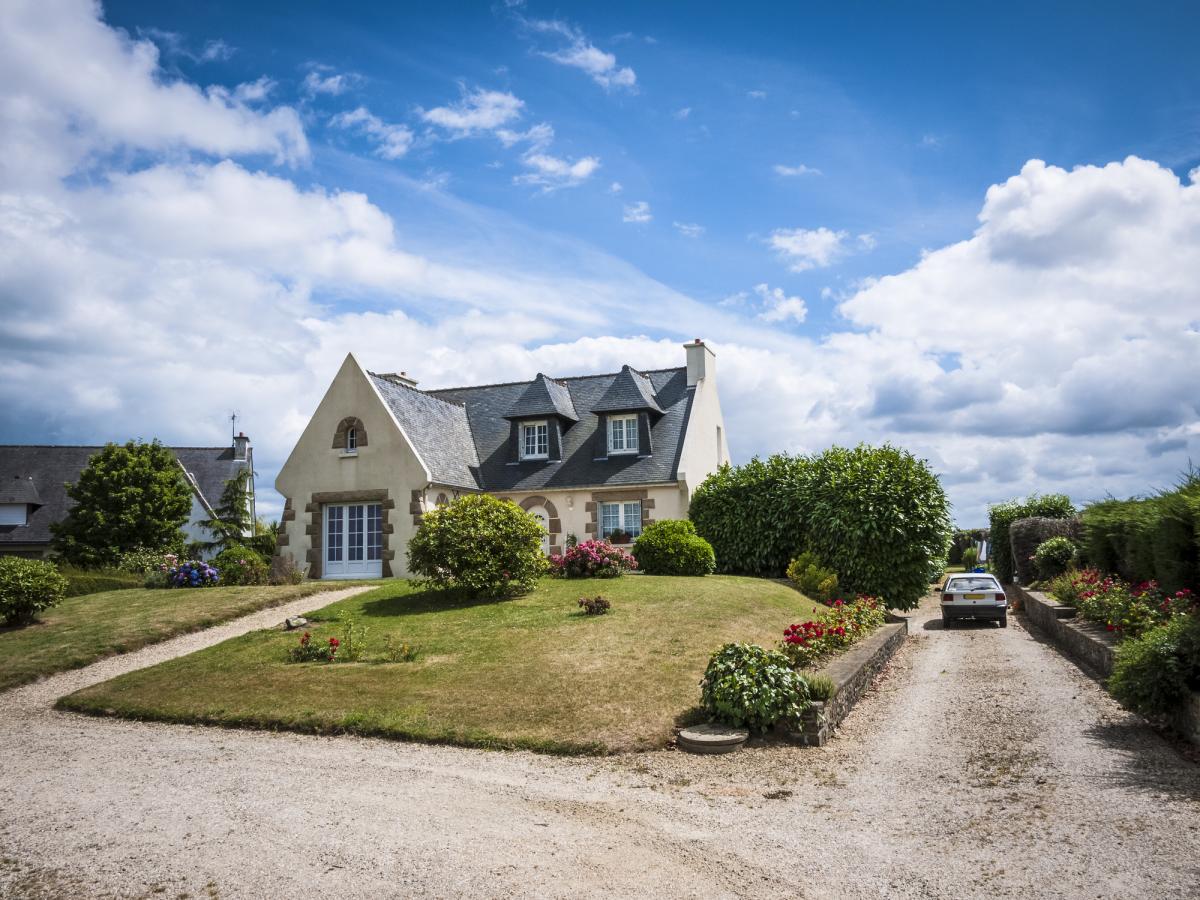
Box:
[2,0,1198,526]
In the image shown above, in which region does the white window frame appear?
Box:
[599,500,642,538]
[346,426,358,452]
[607,414,639,455]
[520,420,549,460]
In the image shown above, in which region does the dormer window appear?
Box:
[520,421,549,460]
[0,504,28,526]
[608,414,639,455]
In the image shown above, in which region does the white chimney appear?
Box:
[380,371,419,388]
[684,338,715,386]
[233,432,250,461]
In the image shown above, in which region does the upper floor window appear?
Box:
[333,416,367,452]
[520,420,549,460]
[0,504,28,526]
[346,427,357,452]
[608,414,638,455]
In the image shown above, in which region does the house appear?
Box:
[0,434,255,559]
[275,340,729,579]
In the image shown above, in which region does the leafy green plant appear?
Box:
[197,469,256,555]
[631,520,716,576]
[1108,613,1200,715]
[699,642,810,732]
[961,546,979,570]
[0,557,68,626]
[802,673,837,702]
[407,494,548,598]
[988,494,1076,584]
[51,440,193,568]
[211,545,269,586]
[785,550,838,602]
[382,635,418,662]
[56,567,142,597]
[287,631,339,663]
[577,595,611,615]
[1034,536,1077,580]
[338,615,369,661]
[117,547,174,575]
[780,596,886,668]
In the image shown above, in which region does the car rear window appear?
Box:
[946,577,1000,592]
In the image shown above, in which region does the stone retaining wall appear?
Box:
[1012,583,1200,746]
[790,620,907,746]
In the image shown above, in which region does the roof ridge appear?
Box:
[427,365,685,395]
[368,372,467,409]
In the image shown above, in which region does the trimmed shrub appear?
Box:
[211,545,268,586]
[699,643,810,732]
[407,494,547,597]
[0,557,68,626]
[1009,516,1082,584]
[549,540,637,578]
[785,550,838,603]
[1108,613,1200,715]
[988,494,1076,584]
[1034,536,1077,580]
[632,520,716,576]
[58,568,143,597]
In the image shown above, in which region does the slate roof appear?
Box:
[426,366,692,492]
[0,476,43,508]
[370,375,481,490]
[0,445,250,546]
[504,374,579,422]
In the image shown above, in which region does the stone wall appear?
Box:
[791,620,908,746]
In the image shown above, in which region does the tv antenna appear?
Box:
[230,410,240,443]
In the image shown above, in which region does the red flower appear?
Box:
[1105,623,1115,631]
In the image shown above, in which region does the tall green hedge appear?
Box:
[1082,474,1200,592]
[689,444,951,611]
[988,494,1076,583]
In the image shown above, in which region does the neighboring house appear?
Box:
[0,434,255,559]
[275,340,729,580]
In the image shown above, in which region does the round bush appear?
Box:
[0,557,68,626]
[1034,536,1077,580]
[550,540,637,578]
[1108,613,1200,715]
[407,494,547,597]
[699,642,810,732]
[211,545,269,586]
[631,520,715,576]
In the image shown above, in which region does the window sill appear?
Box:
[607,449,639,456]
[339,450,358,459]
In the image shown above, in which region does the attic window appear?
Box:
[520,421,549,460]
[0,504,28,527]
[332,416,367,452]
[607,414,638,455]
[347,427,358,452]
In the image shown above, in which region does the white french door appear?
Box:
[323,503,383,579]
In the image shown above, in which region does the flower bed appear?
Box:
[549,540,637,578]
[779,597,887,668]
[1049,569,1196,639]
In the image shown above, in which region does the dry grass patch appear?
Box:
[59,575,822,753]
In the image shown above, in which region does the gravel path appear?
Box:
[1,590,1198,899]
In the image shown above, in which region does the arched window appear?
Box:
[347,427,357,452]
[332,417,367,451]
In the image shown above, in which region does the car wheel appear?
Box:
[999,615,1008,628]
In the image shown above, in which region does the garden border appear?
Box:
[1010,583,1200,746]
[788,618,908,746]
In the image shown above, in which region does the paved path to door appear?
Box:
[1,590,1198,898]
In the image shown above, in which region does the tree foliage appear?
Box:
[198,469,254,553]
[51,441,192,568]
[987,494,1076,584]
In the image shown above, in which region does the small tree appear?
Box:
[52,441,192,568]
[407,494,547,597]
[198,469,254,554]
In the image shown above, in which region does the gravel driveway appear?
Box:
[1,589,1198,899]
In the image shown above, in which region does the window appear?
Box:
[599,500,642,538]
[0,504,28,526]
[326,505,344,563]
[324,503,382,577]
[520,420,549,460]
[346,427,357,452]
[608,414,639,454]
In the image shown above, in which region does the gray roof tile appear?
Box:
[370,374,481,490]
[504,374,579,422]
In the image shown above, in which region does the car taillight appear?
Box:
[941,593,954,602]
[996,593,1006,604]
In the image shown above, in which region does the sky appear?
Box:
[1,0,1198,527]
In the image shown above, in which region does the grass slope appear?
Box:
[0,582,365,692]
[59,575,821,754]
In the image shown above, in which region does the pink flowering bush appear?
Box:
[1050,568,1196,639]
[549,540,637,579]
[780,596,886,669]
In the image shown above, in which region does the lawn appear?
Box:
[0,581,366,692]
[58,575,823,754]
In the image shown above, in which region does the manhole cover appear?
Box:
[677,722,749,754]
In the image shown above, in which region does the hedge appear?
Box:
[988,494,1076,583]
[59,567,144,597]
[1008,516,1082,584]
[1082,473,1200,593]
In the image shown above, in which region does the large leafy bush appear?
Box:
[549,540,637,578]
[211,545,269,586]
[407,494,547,597]
[988,494,1076,584]
[1033,536,1077,580]
[1108,613,1200,715]
[0,557,68,626]
[1009,515,1083,583]
[691,444,950,610]
[785,550,838,602]
[631,520,715,576]
[699,643,809,731]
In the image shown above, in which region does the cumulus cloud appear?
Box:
[774,163,821,177]
[330,106,414,159]
[673,221,704,238]
[524,19,636,91]
[754,284,807,323]
[768,226,848,271]
[514,152,600,190]
[420,87,524,134]
[623,201,652,223]
[302,66,356,96]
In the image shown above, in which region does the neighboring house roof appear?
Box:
[370,375,482,490]
[0,444,251,546]
[424,366,692,493]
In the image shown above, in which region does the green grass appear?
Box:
[0,582,367,692]
[58,575,822,754]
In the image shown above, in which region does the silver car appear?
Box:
[939,573,1008,628]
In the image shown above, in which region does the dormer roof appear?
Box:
[0,475,42,509]
[589,365,665,416]
[503,373,579,423]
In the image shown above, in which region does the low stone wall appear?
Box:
[790,620,907,746]
[1012,583,1200,746]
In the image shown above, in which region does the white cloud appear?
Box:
[525,19,636,91]
[857,233,877,250]
[302,66,356,96]
[199,39,235,62]
[673,221,704,238]
[420,88,524,134]
[773,163,821,177]
[330,106,414,160]
[609,181,623,194]
[753,284,807,324]
[233,77,275,103]
[768,226,849,271]
[623,201,652,223]
[920,134,943,148]
[674,107,692,120]
[514,152,600,190]
[495,122,553,150]
[747,90,767,99]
